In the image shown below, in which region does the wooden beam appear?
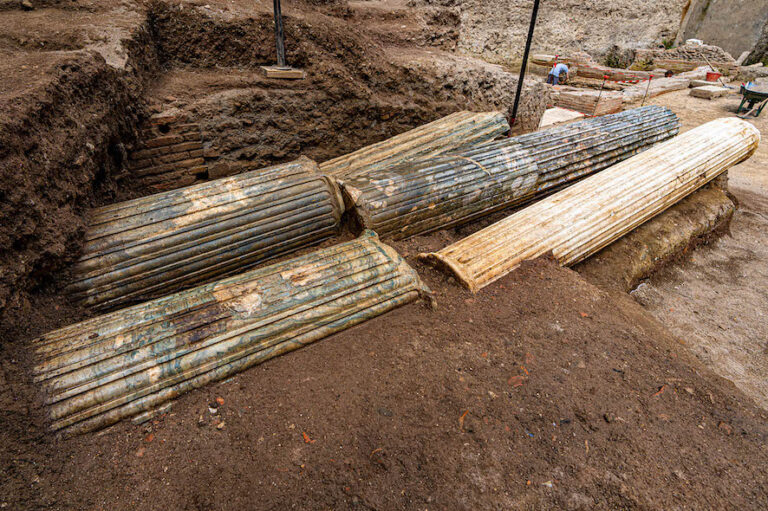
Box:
[260,65,305,79]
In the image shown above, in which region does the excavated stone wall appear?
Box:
[411,0,687,66]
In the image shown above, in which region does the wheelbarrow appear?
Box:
[736,82,768,118]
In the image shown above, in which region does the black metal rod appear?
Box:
[510,0,541,127]
[273,0,286,67]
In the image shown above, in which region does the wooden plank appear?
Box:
[260,66,306,79]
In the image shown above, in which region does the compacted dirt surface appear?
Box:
[3,253,768,510]
[628,89,768,411]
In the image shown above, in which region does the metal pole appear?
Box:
[510,0,541,128]
[273,0,286,68]
[641,74,654,106]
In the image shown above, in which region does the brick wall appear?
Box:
[125,109,211,191]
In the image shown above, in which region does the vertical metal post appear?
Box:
[641,75,654,106]
[510,0,541,128]
[273,0,286,68]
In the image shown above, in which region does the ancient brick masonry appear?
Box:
[124,110,210,191]
[550,87,624,116]
[634,44,738,75]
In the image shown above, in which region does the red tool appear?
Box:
[641,74,654,106]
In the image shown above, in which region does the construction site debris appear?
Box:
[532,54,652,82]
[567,76,626,91]
[623,77,691,104]
[531,53,594,68]
[679,66,714,79]
[653,58,737,75]
[342,106,679,240]
[68,157,343,310]
[319,111,509,180]
[420,118,760,292]
[576,63,652,82]
[635,43,737,75]
[538,107,585,128]
[36,231,431,436]
[636,43,735,64]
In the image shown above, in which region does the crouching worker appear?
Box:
[547,62,569,85]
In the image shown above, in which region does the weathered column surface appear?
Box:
[69,157,344,310]
[38,231,432,436]
[319,111,509,179]
[420,118,760,292]
[342,106,680,240]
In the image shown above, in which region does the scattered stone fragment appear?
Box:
[689,79,716,88]
[690,85,730,100]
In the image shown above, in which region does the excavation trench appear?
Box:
[3,1,768,509]
[0,0,737,396]
[0,0,738,381]
[0,0,549,325]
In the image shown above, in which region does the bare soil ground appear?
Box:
[3,252,768,510]
[627,88,768,411]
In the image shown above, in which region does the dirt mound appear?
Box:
[128,1,547,193]
[2,255,768,509]
[0,22,158,322]
[576,182,734,293]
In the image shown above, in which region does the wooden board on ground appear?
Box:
[260,66,306,79]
